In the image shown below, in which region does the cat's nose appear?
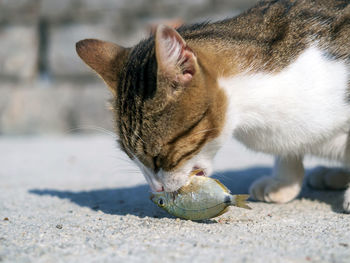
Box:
[156,186,164,192]
[140,169,164,192]
[149,180,164,192]
[150,183,164,192]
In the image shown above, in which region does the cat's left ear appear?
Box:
[155,25,197,86]
[76,39,129,96]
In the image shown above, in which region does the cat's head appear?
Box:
[76,25,228,192]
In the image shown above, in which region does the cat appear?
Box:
[76,0,350,213]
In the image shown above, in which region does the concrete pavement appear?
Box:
[1,135,349,262]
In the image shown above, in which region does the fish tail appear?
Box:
[234,194,251,210]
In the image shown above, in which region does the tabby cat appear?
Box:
[76,0,350,212]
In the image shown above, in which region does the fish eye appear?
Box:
[158,198,165,207]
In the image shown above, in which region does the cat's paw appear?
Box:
[249,176,301,203]
[343,188,350,214]
[307,166,349,190]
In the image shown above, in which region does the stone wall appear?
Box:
[0,0,258,134]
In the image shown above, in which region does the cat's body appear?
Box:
[76,0,350,212]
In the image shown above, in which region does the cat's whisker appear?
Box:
[67,125,117,138]
[112,152,133,161]
[214,172,233,180]
[114,157,136,167]
[113,166,140,172]
[117,169,140,172]
[116,171,141,174]
[103,151,136,167]
[133,131,146,144]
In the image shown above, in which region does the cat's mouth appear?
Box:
[153,167,206,193]
[192,166,206,176]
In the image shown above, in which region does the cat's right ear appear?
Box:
[76,39,128,96]
[155,25,197,87]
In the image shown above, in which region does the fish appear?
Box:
[150,170,251,221]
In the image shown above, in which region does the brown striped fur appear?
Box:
[76,0,349,184]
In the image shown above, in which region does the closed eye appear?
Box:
[169,135,208,170]
[166,107,209,146]
[153,155,160,173]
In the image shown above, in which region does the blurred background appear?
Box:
[0,0,259,135]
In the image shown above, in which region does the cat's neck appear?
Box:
[186,33,295,79]
[187,42,241,77]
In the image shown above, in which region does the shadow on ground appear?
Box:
[213,167,345,213]
[29,184,165,218]
[29,166,345,217]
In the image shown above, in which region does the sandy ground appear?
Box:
[1,135,349,263]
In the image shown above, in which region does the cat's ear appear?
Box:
[155,25,196,86]
[76,39,128,96]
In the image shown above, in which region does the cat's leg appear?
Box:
[308,168,350,213]
[307,166,350,190]
[307,132,350,190]
[306,132,350,212]
[250,156,304,203]
[309,168,350,213]
[343,187,350,213]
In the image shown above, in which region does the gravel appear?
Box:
[1,135,349,263]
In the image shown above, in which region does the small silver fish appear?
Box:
[150,171,251,221]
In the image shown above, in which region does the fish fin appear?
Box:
[215,206,230,217]
[214,179,230,193]
[234,195,252,210]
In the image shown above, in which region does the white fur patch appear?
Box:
[219,46,350,156]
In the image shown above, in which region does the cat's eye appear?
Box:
[153,155,160,172]
[158,198,165,207]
